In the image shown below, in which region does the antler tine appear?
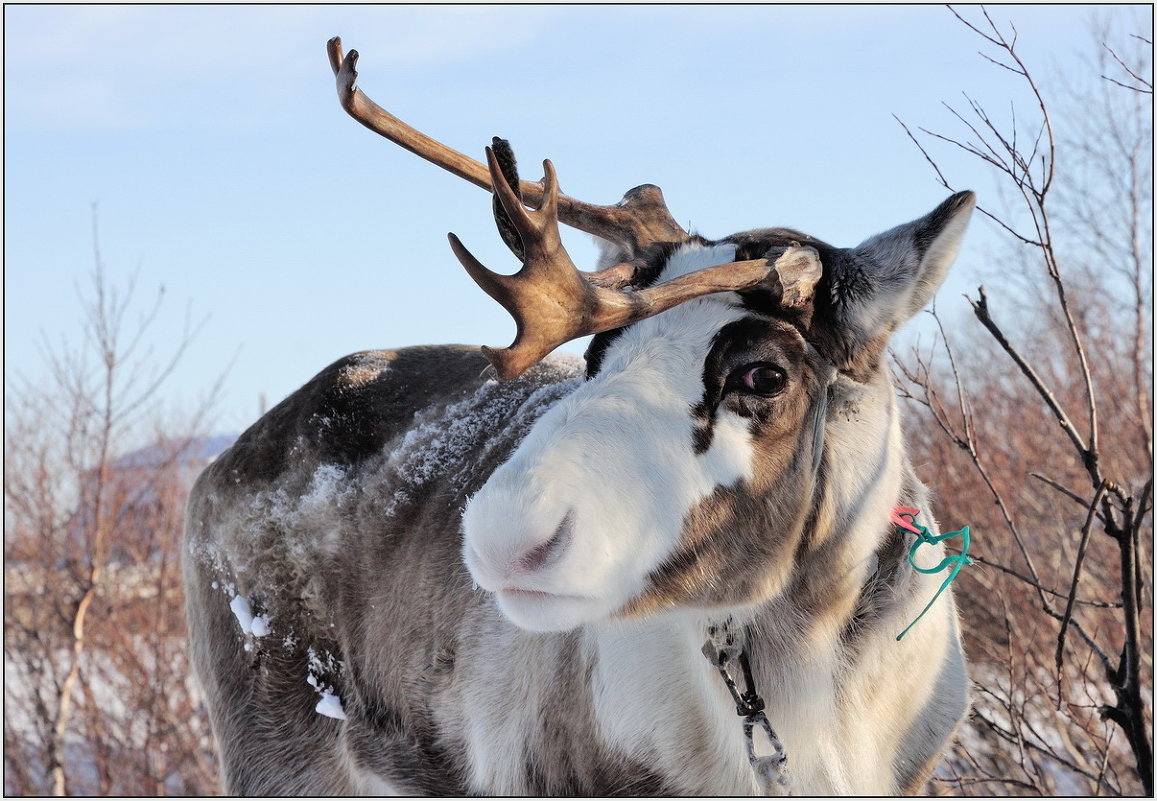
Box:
[449,147,802,381]
[489,149,550,246]
[327,36,508,195]
[489,151,569,280]
[327,37,691,254]
[448,148,591,380]
[445,148,571,308]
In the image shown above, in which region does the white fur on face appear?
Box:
[462,243,758,632]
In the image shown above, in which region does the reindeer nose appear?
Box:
[515,511,575,573]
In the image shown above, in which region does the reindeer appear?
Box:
[183,37,975,796]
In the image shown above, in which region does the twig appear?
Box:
[1055,480,1110,705]
[968,288,1093,468]
[969,554,1121,609]
[1031,472,1100,513]
[1102,42,1154,93]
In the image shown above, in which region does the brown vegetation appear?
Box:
[895,8,1152,795]
[4,241,222,795]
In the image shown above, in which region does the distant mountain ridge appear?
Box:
[111,433,238,470]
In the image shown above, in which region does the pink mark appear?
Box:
[891,506,922,535]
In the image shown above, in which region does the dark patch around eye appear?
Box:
[692,317,783,454]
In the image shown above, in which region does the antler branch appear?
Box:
[327,37,690,253]
[328,37,499,194]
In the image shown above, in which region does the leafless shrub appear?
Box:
[895,7,1152,795]
[4,216,222,795]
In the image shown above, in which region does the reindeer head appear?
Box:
[329,39,975,632]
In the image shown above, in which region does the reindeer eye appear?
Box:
[730,363,788,397]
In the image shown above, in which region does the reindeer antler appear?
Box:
[327,37,689,254]
[327,36,823,380]
[449,149,789,380]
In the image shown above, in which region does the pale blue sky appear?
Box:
[4,4,1146,436]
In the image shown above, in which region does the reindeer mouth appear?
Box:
[493,586,601,633]
[499,588,584,601]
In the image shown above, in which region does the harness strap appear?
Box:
[702,621,790,795]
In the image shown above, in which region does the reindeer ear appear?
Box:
[853,191,976,323]
[818,192,975,373]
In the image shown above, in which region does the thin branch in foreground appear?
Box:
[968,555,1122,609]
[1055,480,1110,704]
[1030,471,1100,514]
[968,287,1091,467]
